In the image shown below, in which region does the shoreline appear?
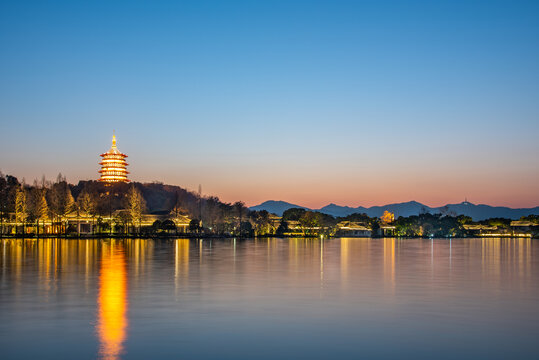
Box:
[0,234,536,240]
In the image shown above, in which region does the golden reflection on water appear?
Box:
[175,239,190,295]
[383,238,396,292]
[340,238,349,288]
[97,241,128,360]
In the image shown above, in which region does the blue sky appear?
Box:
[1,0,538,207]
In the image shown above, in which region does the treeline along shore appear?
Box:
[0,172,538,239]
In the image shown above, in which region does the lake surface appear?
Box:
[1,237,538,359]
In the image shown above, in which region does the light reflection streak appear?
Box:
[320,239,324,295]
[175,239,190,296]
[340,238,349,291]
[383,238,395,293]
[449,238,452,271]
[97,242,128,360]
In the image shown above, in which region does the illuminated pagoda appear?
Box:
[98,133,129,183]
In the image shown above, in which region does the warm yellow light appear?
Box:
[97,244,128,360]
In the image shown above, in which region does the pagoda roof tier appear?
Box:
[100,152,127,157]
[98,178,130,183]
[99,161,129,166]
[99,169,130,174]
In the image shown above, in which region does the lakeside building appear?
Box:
[336,221,372,237]
[378,225,396,237]
[462,224,501,237]
[462,223,535,238]
[510,221,538,237]
[283,220,325,236]
[64,211,191,235]
[99,134,129,183]
[268,214,282,230]
[0,210,191,236]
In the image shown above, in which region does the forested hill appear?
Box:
[72,180,202,214]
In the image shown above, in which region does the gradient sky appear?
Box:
[1,0,538,208]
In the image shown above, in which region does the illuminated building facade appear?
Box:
[99,134,129,183]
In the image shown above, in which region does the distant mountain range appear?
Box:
[249,200,539,221]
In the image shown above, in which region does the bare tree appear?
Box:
[233,201,246,237]
[15,185,28,235]
[48,174,76,234]
[30,183,49,236]
[77,191,97,235]
[125,185,145,234]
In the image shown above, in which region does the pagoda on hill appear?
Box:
[98,133,129,183]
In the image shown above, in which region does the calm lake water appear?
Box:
[1,237,538,359]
